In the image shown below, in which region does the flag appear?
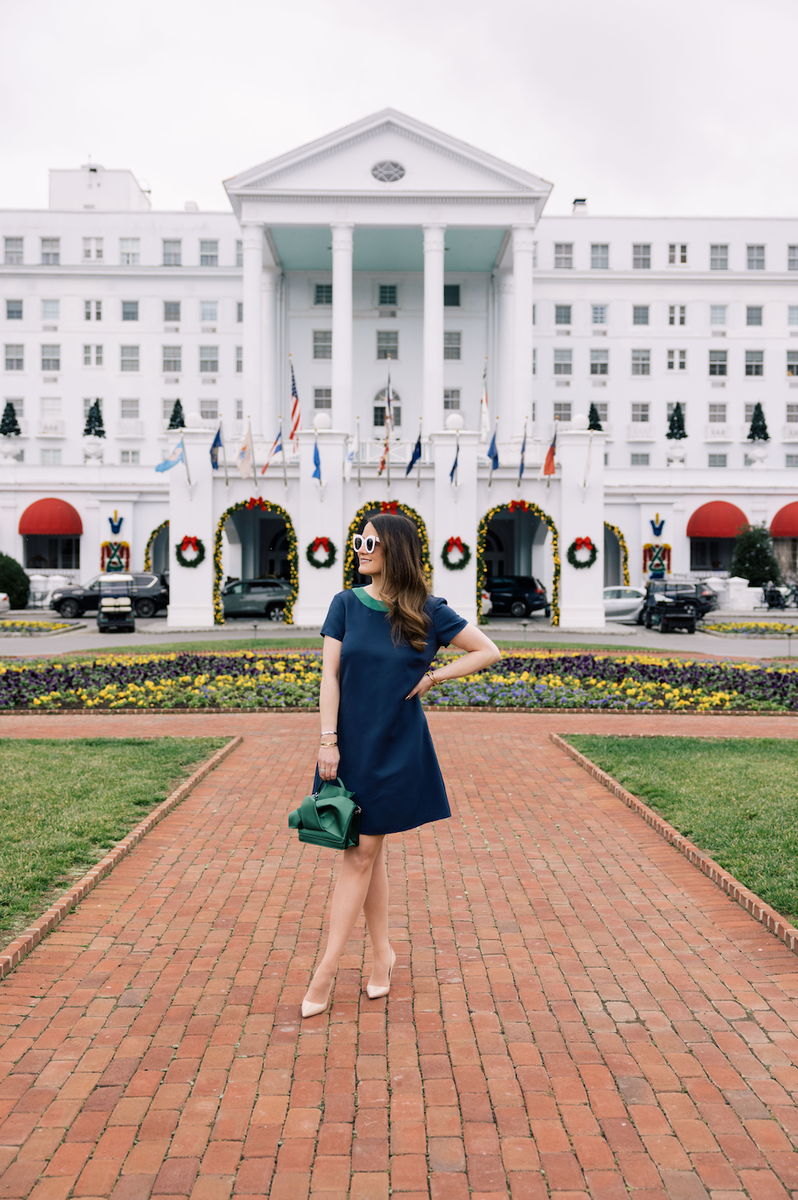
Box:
[155,442,184,472]
[377,429,390,477]
[210,427,222,469]
[479,359,489,442]
[288,359,301,447]
[450,436,459,486]
[312,438,322,484]
[517,426,527,487]
[543,427,557,477]
[261,428,282,474]
[236,427,253,478]
[406,433,421,477]
[488,430,499,471]
[385,370,394,434]
[345,423,359,482]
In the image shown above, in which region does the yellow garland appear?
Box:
[213,500,299,625]
[143,520,169,572]
[344,501,432,589]
[477,501,560,625]
[604,521,630,586]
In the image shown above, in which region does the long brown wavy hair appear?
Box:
[367,513,430,651]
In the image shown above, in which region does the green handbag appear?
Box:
[288,777,361,849]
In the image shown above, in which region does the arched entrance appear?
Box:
[344,500,431,588]
[603,522,630,586]
[477,500,559,624]
[687,501,748,572]
[771,502,798,580]
[19,498,82,572]
[144,520,169,574]
[213,497,298,624]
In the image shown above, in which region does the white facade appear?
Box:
[1,112,797,626]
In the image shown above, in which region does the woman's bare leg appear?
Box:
[362,842,392,987]
[304,834,385,1005]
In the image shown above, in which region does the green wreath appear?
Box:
[566,537,598,570]
[441,537,472,571]
[175,536,206,568]
[306,537,337,569]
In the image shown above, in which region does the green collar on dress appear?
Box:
[352,587,389,612]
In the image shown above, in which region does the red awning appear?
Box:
[686,501,748,539]
[771,501,798,538]
[19,498,83,536]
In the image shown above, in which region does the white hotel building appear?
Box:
[0,109,796,627]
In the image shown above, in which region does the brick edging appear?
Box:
[550,732,798,955]
[3,705,797,717]
[0,735,243,980]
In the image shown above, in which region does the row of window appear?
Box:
[4,344,242,373]
[5,299,243,324]
[4,397,244,424]
[544,303,798,328]
[544,347,798,377]
[312,330,464,360]
[311,283,462,307]
[2,237,241,268]
[536,401,798,425]
[549,242,797,271]
[627,453,798,468]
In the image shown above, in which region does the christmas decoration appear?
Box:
[477,502,559,625]
[730,523,781,587]
[175,535,206,568]
[144,521,169,571]
[643,543,672,578]
[441,537,472,571]
[666,402,687,440]
[588,403,603,432]
[306,537,337,568]
[168,399,185,430]
[566,537,598,570]
[214,499,298,624]
[0,402,21,438]
[83,399,105,438]
[747,402,770,442]
[603,521,630,586]
[345,501,431,588]
[101,541,131,572]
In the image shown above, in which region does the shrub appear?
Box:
[0,553,30,609]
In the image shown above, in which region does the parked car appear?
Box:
[480,588,493,617]
[49,572,169,619]
[603,585,647,623]
[642,580,718,626]
[222,577,292,620]
[0,592,9,613]
[482,575,550,618]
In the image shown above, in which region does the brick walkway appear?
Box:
[1,711,798,1200]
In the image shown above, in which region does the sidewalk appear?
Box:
[1,711,797,1200]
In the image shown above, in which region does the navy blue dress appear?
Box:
[319,588,468,835]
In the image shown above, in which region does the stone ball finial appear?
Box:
[313,412,332,430]
[185,411,202,428]
[445,413,465,431]
[572,413,589,431]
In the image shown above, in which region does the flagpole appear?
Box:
[455,431,459,489]
[357,416,361,489]
[219,419,229,486]
[417,418,422,489]
[280,415,287,489]
[488,416,498,489]
[181,435,192,486]
[247,419,259,487]
[517,418,527,490]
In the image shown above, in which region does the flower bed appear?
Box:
[0,619,74,635]
[2,648,798,712]
[704,621,798,636]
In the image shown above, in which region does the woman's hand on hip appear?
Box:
[317,745,340,781]
[406,673,435,700]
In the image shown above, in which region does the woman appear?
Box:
[302,512,501,1018]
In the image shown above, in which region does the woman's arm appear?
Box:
[405,624,500,699]
[318,636,342,778]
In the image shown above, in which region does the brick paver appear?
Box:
[1,711,797,1200]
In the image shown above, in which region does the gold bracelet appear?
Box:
[426,670,437,686]
[320,741,338,748]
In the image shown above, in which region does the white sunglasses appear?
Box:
[352,534,381,553]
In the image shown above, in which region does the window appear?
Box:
[787,455,798,467]
[747,244,765,270]
[788,354,798,378]
[6,399,23,418]
[373,388,401,427]
[377,331,398,360]
[709,403,727,423]
[708,454,727,467]
[83,345,102,366]
[378,284,398,306]
[591,244,609,269]
[199,346,218,373]
[555,305,571,325]
[590,349,608,375]
[443,332,461,360]
[164,301,180,324]
[237,302,243,323]
[553,402,571,421]
[669,305,686,326]
[200,400,218,420]
[313,330,332,360]
[443,388,460,410]
[6,300,22,320]
[120,399,139,419]
[553,349,572,375]
[632,244,650,269]
[121,346,139,372]
[594,402,608,423]
[532,305,536,325]
[745,403,756,422]
[83,237,103,260]
[41,449,62,466]
[789,306,798,326]
[710,305,726,325]
[668,243,688,265]
[235,399,243,420]
[236,346,242,373]
[631,349,650,375]
[745,350,764,376]
[122,301,139,322]
[200,240,218,267]
[314,284,332,305]
[667,402,686,420]
[313,388,332,410]
[710,244,728,270]
[746,306,763,326]
[41,344,60,371]
[789,246,798,271]
[41,238,60,265]
[120,238,140,265]
[667,350,687,370]
[443,284,461,307]
[591,304,608,325]
[4,237,23,265]
[236,240,243,267]
[532,348,536,375]
[121,450,140,464]
[85,300,102,321]
[40,300,58,323]
[554,243,573,268]
[200,301,217,323]
[631,453,650,466]
[633,306,649,326]
[631,403,649,422]
[162,346,181,373]
[709,350,727,376]
[163,239,181,266]
[5,345,23,370]
[788,404,798,423]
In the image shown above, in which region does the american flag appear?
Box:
[288,358,301,447]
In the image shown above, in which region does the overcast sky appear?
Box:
[2,0,796,218]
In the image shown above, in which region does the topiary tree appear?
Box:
[730,523,782,587]
[0,551,31,609]
[0,402,21,438]
[747,401,769,442]
[83,398,105,438]
[666,402,687,440]
[168,399,185,430]
[587,403,602,431]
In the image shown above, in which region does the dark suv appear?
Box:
[49,572,169,619]
[483,575,551,619]
[642,580,718,626]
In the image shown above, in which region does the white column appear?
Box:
[495,272,513,439]
[512,225,535,439]
[423,224,446,434]
[262,267,279,438]
[557,424,606,630]
[241,224,263,435]
[331,224,354,430]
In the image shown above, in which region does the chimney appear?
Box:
[572,198,587,215]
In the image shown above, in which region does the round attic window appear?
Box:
[371,161,405,182]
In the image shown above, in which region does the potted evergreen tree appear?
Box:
[0,401,21,438]
[587,403,602,432]
[666,402,687,440]
[747,402,769,441]
[168,399,185,430]
[729,524,781,588]
[83,398,106,461]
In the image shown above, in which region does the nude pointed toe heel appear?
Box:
[301,994,331,1019]
[366,946,396,1000]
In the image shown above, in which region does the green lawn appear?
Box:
[0,738,227,944]
[566,735,798,926]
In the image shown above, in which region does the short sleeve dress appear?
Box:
[319,589,468,835]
